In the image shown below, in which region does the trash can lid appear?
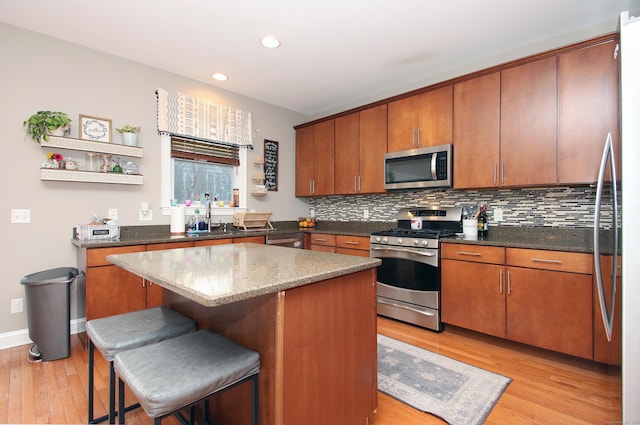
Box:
[20,267,79,286]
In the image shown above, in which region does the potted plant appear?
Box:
[115,124,140,146]
[23,111,72,144]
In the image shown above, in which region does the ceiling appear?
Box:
[1,0,638,118]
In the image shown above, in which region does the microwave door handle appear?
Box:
[431,153,437,180]
[593,132,615,342]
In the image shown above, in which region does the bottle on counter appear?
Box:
[477,207,485,238]
[482,204,489,237]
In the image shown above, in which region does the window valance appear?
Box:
[156,88,253,148]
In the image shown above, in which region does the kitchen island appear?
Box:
[107,243,381,425]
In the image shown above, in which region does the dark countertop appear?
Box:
[71,221,617,254]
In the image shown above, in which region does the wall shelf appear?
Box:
[40,169,143,185]
[39,135,143,184]
[41,136,143,158]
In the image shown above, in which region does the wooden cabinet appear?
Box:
[335,235,370,257]
[334,105,387,195]
[295,120,335,196]
[558,40,620,184]
[441,244,506,337]
[593,255,622,365]
[500,57,558,187]
[82,236,264,320]
[387,85,452,152]
[453,72,501,189]
[309,233,336,253]
[442,244,594,359]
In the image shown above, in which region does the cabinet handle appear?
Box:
[344,241,360,245]
[417,128,421,147]
[501,162,505,184]
[315,238,328,242]
[507,270,511,295]
[357,175,361,192]
[457,251,482,256]
[141,278,146,288]
[493,164,497,185]
[530,258,562,264]
[499,269,503,294]
[412,129,416,147]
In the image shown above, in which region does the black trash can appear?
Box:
[20,267,78,361]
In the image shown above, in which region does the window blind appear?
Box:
[171,136,239,166]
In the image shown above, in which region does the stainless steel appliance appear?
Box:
[384,144,452,190]
[266,232,304,249]
[370,206,462,331]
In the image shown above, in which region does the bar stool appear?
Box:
[114,329,260,425]
[86,306,197,424]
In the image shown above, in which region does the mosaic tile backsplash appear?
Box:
[307,186,620,229]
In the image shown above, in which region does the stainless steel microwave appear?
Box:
[384,144,452,190]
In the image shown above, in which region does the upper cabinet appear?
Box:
[295,120,335,196]
[453,72,501,189]
[335,105,387,195]
[558,40,620,184]
[500,56,558,187]
[387,85,452,152]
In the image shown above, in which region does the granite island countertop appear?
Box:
[106,242,381,307]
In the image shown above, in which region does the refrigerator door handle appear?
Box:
[594,132,618,342]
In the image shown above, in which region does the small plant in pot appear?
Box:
[23,111,72,144]
[116,124,140,146]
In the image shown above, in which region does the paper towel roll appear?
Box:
[170,206,185,235]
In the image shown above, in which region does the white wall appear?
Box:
[0,23,309,340]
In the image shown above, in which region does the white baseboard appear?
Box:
[0,318,86,351]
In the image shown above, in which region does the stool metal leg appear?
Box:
[118,377,125,425]
[252,374,259,425]
[88,339,95,424]
[109,362,116,424]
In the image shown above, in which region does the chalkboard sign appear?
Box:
[264,139,278,191]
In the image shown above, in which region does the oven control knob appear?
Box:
[374,236,381,243]
[422,240,429,247]
[412,239,420,246]
[382,237,388,244]
[396,238,403,245]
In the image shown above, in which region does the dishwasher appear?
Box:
[266,232,304,249]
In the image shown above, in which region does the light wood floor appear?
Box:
[0,317,621,424]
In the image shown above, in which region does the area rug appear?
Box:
[378,334,511,425]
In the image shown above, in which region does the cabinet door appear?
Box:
[415,85,453,148]
[192,238,233,246]
[506,267,593,359]
[441,260,506,338]
[501,57,557,186]
[233,236,265,244]
[145,242,193,307]
[558,41,620,184]
[295,126,314,196]
[359,104,387,194]
[86,265,146,320]
[453,72,501,189]
[335,112,360,194]
[312,120,335,196]
[387,96,418,152]
[593,255,622,365]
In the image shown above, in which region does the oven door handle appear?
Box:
[371,246,436,257]
[377,298,436,317]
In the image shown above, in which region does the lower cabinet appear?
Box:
[442,244,594,360]
[308,233,370,257]
[593,255,622,365]
[81,236,265,320]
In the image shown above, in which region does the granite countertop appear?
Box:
[72,220,616,254]
[106,242,381,307]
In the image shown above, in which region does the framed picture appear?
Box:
[79,115,112,142]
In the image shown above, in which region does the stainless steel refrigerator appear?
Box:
[619,10,639,424]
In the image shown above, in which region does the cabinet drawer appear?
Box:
[441,243,505,264]
[86,245,146,267]
[146,241,193,251]
[336,235,370,251]
[309,233,336,247]
[507,248,592,274]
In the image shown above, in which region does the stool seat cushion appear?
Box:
[87,306,196,361]
[114,330,260,419]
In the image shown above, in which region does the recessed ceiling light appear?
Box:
[260,36,281,49]
[211,73,228,81]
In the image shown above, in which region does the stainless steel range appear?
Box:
[370,206,462,331]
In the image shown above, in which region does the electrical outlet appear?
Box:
[363,209,369,219]
[11,298,23,313]
[494,208,503,222]
[11,209,31,223]
[139,209,153,221]
[108,208,118,220]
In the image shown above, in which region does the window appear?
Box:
[161,135,247,209]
